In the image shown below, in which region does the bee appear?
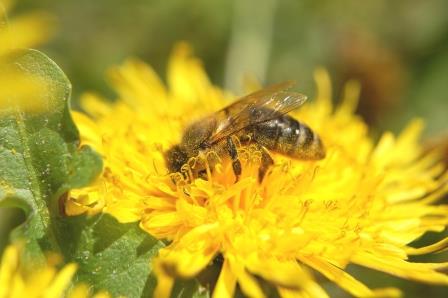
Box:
[165,81,325,182]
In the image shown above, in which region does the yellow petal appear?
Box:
[153,258,175,298]
[0,245,19,296]
[213,259,237,298]
[299,256,401,297]
[246,257,307,290]
[353,251,448,284]
[337,79,361,115]
[107,58,167,109]
[71,110,103,152]
[228,255,264,298]
[168,42,215,104]
[313,68,332,109]
[43,263,77,298]
[406,236,448,255]
[0,12,54,56]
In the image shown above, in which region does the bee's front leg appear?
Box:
[258,145,274,182]
[226,136,241,182]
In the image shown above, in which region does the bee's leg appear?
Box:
[226,136,241,181]
[258,146,274,182]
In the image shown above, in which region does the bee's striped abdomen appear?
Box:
[249,111,325,160]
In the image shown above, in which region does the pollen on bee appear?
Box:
[169,172,186,186]
[205,151,222,166]
[236,145,264,178]
[175,151,224,184]
[172,144,269,188]
[180,157,197,182]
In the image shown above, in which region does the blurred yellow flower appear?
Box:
[70,43,448,297]
[0,0,54,57]
[0,244,110,298]
[0,0,54,111]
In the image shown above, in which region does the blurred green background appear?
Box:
[5,0,448,297]
[13,0,448,137]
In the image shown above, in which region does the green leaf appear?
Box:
[0,49,102,261]
[53,214,207,297]
[0,50,209,297]
[55,214,165,297]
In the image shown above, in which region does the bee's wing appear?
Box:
[209,81,307,144]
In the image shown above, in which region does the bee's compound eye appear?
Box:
[166,145,188,173]
[199,142,209,150]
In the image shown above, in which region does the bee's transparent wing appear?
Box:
[209,81,307,144]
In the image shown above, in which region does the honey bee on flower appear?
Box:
[165,80,325,183]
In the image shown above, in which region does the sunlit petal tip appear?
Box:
[339,79,361,114]
[313,67,332,106]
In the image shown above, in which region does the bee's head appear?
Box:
[165,144,189,173]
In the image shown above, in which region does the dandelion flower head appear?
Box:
[69,43,448,297]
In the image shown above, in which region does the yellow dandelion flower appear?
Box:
[69,43,448,297]
[0,244,111,298]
